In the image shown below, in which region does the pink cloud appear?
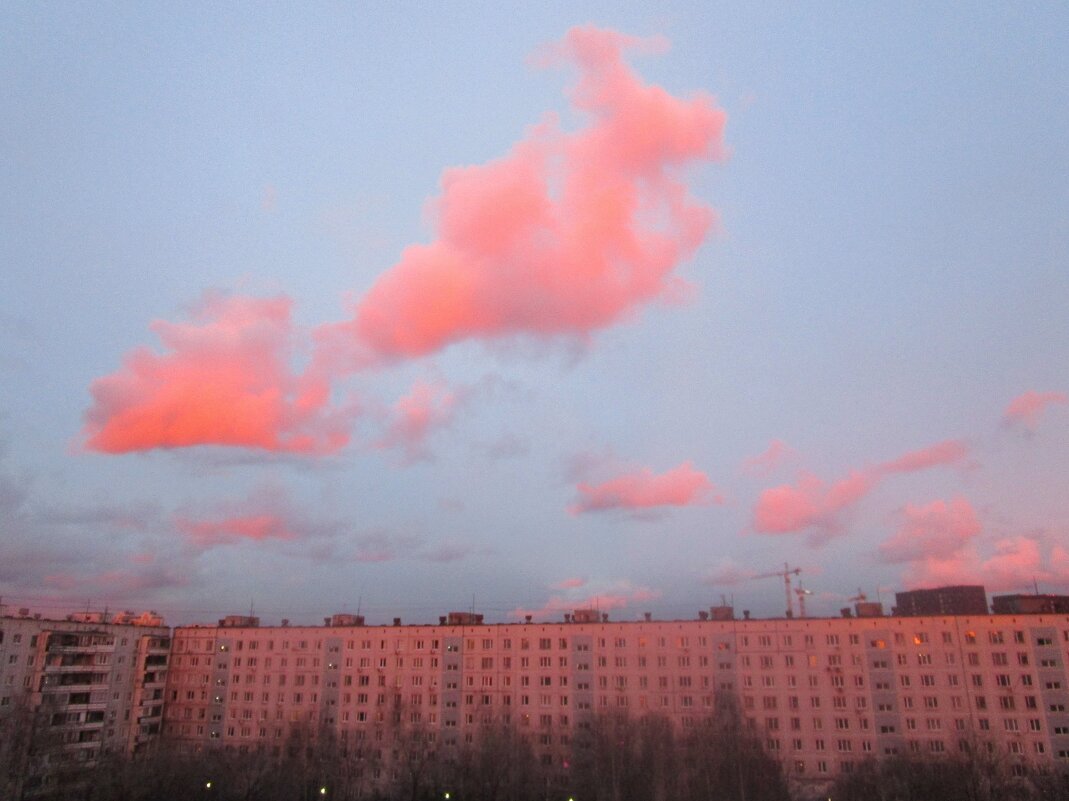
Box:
[876,439,969,474]
[175,513,295,548]
[741,439,797,477]
[374,378,457,462]
[513,582,661,621]
[570,461,720,515]
[752,439,969,538]
[752,471,874,535]
[702,558,757,586]
[312,26,726,371]
[551,576,588,590]
[1003,390,1067,431]
[87,28,724,458]
[43,564,191,598]
[83,293,352,455]
[879,497,981,563]
[901,536,1069,593]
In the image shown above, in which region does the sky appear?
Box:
[1,2,1067,626]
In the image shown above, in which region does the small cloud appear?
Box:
[374,378,458,463]
[570,461,721,516]
[173,484,341,552]
[513,580,661,622]
[176,513,296,548]
[261,184,278,213]
[741,439,797,477]
[1002,390,1067,432]
[876,439,969,475]
[551,576,587,590]
[701,558,757,586]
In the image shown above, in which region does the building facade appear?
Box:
[894,585,989,616]
[161,609,1069,795]
[993,595,1069,615]
[0,611,170,797]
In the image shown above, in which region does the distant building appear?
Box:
[894,585,988,616]
[0,611,169,798]
[992,594,1069,615]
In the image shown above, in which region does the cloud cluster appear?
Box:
[875,498,1069,592]
[752,440,968,539]
[84,27,725,457]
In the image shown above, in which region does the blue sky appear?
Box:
[2,3,1067,624]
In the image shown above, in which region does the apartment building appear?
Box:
[0,611,170,797]
[162,608,1069,795]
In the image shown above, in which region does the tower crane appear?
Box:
[749,563,802,618]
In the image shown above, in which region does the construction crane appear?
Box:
[749,563,802,618]
[848,588,868,604]
[795,585,813,618]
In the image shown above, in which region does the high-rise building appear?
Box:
[0,610,170,798]
[162,607,1069,797]
[992,594,1069,615]
[894,585,989,616]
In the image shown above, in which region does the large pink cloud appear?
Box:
[1002,390,1067,431]
[86,27,724,457]
[878,497,981,563]
[312,25,726,371]
[83,293,351,454]
[752,439,969,537]
[570,461,720,515]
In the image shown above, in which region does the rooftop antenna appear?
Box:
[249,598,255,618]
[1034,576,1040,595]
